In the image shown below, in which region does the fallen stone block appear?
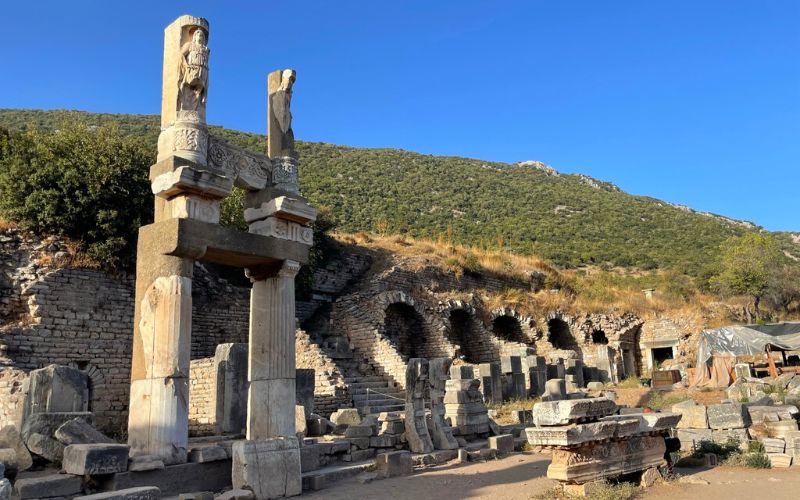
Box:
[767,453,792,467]
[111,459,232,496]
[488,434,514,454]
[215,489,255,500]
[63,443,130,475]
[187,446,227,463]
[26,431,65,463]
[640,466,661,487]
[24,364,89,418]
[330,409,361,427]
[707,403,749,430]
[344,425,373,438]
[21,411,93,442]
[178,492,213,500]
[0,426,32,472]
[672,400,709,429]
[675,428,713,450]
[786,430,800,459]
[55,417,114,446]
[765,419,798,439]
[128,454,165,472]
[526,420,632,447]
[532,397,617,426]
[510,409,533,425]
[759,437,786,454]
[747,405,798,424]
[375,450,412,478]
[14,473,83,499]
[370,434,397,448]
[75,486,162,499]
[231,438,301,499]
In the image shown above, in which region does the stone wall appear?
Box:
[188,357,216,436]
[0,367,27,430]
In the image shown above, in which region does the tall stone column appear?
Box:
[246,260,301,440]
[128,252,193,465]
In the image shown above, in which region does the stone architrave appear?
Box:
[404,359,434,453]
[428,358,458,450]
[547,435,666,483]
[247,260,301,440]
[214,343,248,435]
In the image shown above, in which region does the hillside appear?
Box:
[0,108,794,277]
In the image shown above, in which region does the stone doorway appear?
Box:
[384,302,426,359]
[651,346,675,370]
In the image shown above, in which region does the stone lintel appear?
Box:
[245,186,308,210]
[244,196,318,225]
[137,218,310,268]
[150,157,233,200]
[533,397,617,427]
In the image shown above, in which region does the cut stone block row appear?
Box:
[532,397,617,426]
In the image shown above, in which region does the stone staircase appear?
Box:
[345,375,406,416]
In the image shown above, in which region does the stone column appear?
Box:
[128,252,193,465]
[246,260,301,440]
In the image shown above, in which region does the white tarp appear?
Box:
[695,324,800,370]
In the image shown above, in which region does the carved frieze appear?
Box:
[207,135,271,190]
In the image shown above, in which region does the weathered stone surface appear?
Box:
[765,419,798,439]
[329,408,361,427]
[601,412,681,434]
[63,443,130,475]
[672,400,709,429]
[112,459,232,496]
[488,434,514,454]
[478,362,503,404]
[544,379,566,401]
[526,420,633,447]
[767,453,792,467]
[344,426,372,438]
[26,432,65,463]
[21,411,93,441]
[75,486,161,500]
[231,438,301,499]
[215,489,255,500]
[429,358,458,451]
[532,397,616,426]
[711,429,749,448]
[23,364,89,419]
[0,479,10,500]
[187,445,227,463]
[214,343,248,435]
[586,382,604,391]
[747,405,798,424]
[177,493,213,500]
[675,428,713,449]
[640,467,661,487]
[0,449,15,477]
[14,473,83,499]
[707,403,749,429]
[759,437,785,454]
[405,359,434,454]
[295,406,307,437]
[128,454,165,472]
[0,426,32,471]
[55,417,114,446]
[547,435,666,483]
[375,450,412,478]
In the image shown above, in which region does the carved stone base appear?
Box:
[547,435,666,483]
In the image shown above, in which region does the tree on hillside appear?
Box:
[713,233,784,321]
[763,265,800,317]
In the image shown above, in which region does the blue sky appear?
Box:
[2,1,798,230]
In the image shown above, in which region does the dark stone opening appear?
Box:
[547,318,577,350]
[652,346,674,368]
[448,309,480,363]
[384,302,426,359]
[492,315,526,343]
[591,329,609,344]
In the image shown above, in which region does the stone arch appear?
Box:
[547,316,578,350]
[489,308,535,344]
[446,307,481,363]
[383,302,427,359]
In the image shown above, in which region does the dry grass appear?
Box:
[487,397,539,424]
[0,218,17,231]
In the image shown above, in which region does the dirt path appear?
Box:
[304,453,800,500]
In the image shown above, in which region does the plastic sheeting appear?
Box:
[692,323,800,387]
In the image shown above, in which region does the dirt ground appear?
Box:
[304,452,800,500]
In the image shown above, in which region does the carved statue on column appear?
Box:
[179,27,210,119]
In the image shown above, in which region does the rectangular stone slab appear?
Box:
[63,443,130,475]
[532,398,617,426]
[526,420,618,447]
[232,438,301,499]
[75,487,161,500]
[707,403,750,430]
[747,405,799,424]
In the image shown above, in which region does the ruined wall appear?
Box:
[188,357,216,436]
[0,367,27,430]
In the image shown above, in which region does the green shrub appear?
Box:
[745,452,771,468]
[0,124,152,269]
[748,440,765,453]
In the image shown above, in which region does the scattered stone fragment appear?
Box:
[25,431,65,463]
[63,443,130,475]
[767,453,792,468]
[640,467,661,487]
[55,417,114,446]
[375,450,412,478]
[14,473,83,499]
[75,487,161,500]
[329,409,361,427]
[0,426,32,471]
[215,489,255,500]
[488,434,514,454]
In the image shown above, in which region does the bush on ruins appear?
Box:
[0,123,153,269]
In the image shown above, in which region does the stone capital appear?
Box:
[278,260,301,279]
